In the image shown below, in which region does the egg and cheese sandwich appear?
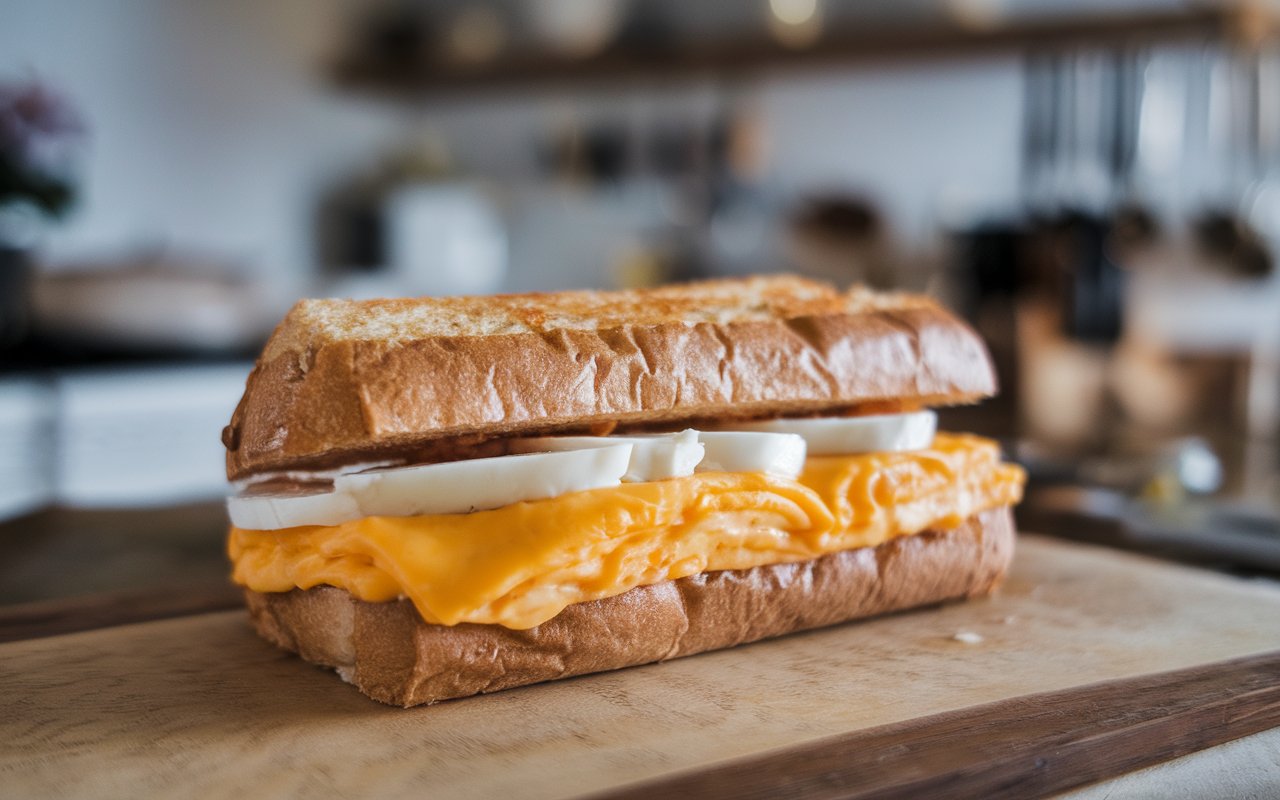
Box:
[223,275,1024,706]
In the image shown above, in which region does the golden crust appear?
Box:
[243,507,1015,707]
[224,277,996,481]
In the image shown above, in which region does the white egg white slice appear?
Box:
[227,487,363,530]
[729,410,937,455]
[694,431,807,478]
[517,429,809,480]
[336,444,634,517]
[228,444,634,530]
[511,430,703,481]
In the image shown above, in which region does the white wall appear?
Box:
[2,0,1026,295]
[1,0,406,302]
[760,57,1025,242]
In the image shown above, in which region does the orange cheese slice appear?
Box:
[228,433,1025,629]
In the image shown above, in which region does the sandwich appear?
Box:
[223,275,1025,706]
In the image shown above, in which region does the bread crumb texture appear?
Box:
[264,276,927,360]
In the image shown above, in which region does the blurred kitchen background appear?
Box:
[3,0,1279,630]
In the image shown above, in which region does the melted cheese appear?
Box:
[228,433,1025,630]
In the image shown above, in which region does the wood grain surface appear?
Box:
[2,535,1279,800]
[596,651,1280,799]
[0,582,242,643]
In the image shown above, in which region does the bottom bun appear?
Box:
[244,506,1015,707]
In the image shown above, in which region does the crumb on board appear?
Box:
[952,631,984,645]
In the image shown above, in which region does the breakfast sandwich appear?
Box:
[223,275,1025,706]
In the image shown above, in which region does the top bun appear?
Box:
[224,275,995,481]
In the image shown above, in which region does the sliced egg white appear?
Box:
[517,429,807,480]
[510,430,703,482]
[694,431,806,478]
[228,444,633,530]
[728,410,937,455]
[227,487,363,530]
[338,444,634,517]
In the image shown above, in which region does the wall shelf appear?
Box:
[330,4,1279,98]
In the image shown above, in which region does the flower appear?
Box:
[0,79,84,218]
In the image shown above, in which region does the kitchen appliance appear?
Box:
[384,183,507,297]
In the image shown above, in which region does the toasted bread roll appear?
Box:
[225,276,995,481]
[244,508,1014,707]
[227,277,1022,706]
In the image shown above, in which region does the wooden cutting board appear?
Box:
[2,535,1279,800]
